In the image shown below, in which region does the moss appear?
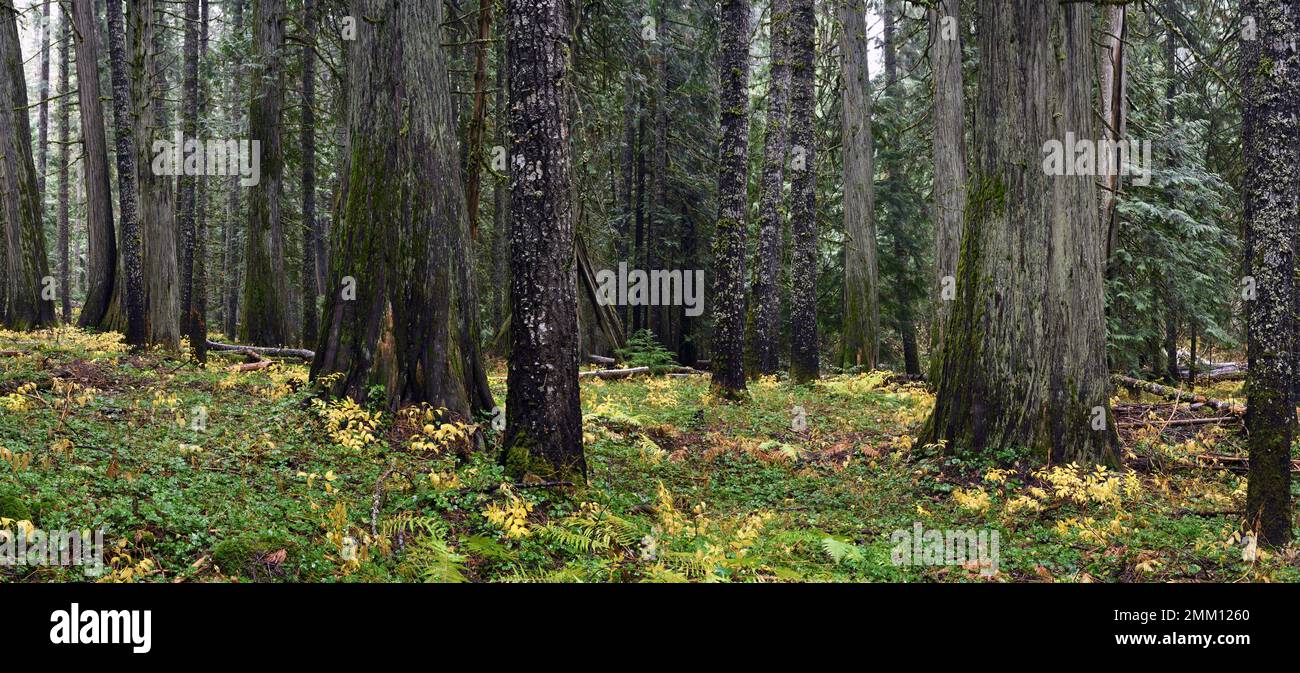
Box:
[211,532,297,579]
[0,488,31,522]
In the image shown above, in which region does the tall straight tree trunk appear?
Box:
[463,0,492,242]
[787,0,817,383]
[57,9,70,322]
[840,0,878,370]
[1099,3,1126,265]
[222,0,244,339]
[71,0,118,328]
[879,1,917,376]
[189,0,208,363]
[648,1,669,340]
[710,0,751,397]
[106,0,146,347]
[178,0,198,336]
[312,0,490,417]
[37,1,50,205]
[921,0,1115,465]
[299,0,318,347]
[241,0,288,345]
[130,0,180,348]
[502,0,585,480]
[927,0,966,363]
[0,0,56,329]
[749,0,790,375]
[491,34,509,337]
[1241,0,1297,548]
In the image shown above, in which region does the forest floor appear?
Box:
[1,327,1296,583]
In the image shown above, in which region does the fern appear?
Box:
[821,537,865,566]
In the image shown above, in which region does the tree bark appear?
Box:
[57,9,70,322]
[299,0,318,347]
[927,0,966,364]
[0,0,57,329]
[241,0,288,345]
[840,0,879,370]
[1098,3,1126,265]
[36,1,50,207]
[178,0,198,337]
[312,0,491,420]
[750,0,791,375]
[71,0,118,328]
[502,0,585,480]
[710,0,751,396]
[788,0,818,383]
[105,0,146,347]
[1241,0,1297,547]
[222,0,244,339]
[921,0,1116,466]
[190,0,209,363]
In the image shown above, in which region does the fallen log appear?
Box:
[1112,375,1245,415]
[206,340,315,360]
[579,365,704,380]
[586,354,616,365]
[1116,416,1237,429]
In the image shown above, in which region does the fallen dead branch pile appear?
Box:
[1112,374,1245,415]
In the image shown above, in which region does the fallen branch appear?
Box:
[1112,375,1245,415]
[586,354,616,365]
[206,340,314,360]
[1193,454,1300,473]
[226,351,273,372]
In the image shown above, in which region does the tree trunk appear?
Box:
[788,0,817,383]
[178,0,199,338]
[105,0,146,347]
[312,0,490,420]
[710,0,751,396]
[501,0,585,480]
[840,0,879,371]
[299,0,318,347]
[130,0,180,349]
[37,1,50,207]
[463,0,492,242]
[927,0,966,364]
[57,9,70,322]
[750,0,790,376]
[1241,0,1297,547]
[921,0,1116,466]
[0,0,56,329]
[189,0,209,363]
[222,0,244,339]
[1099,4,1126,265]
[241,0,288,345]
[71,0,118,328]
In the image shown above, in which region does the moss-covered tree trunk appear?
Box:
[105,0,147,347]
[1241,0,1297,548]
[311,0,491,419]
[710,0,751,396]
[921,0,1116,466]
[788,0,818,383]
[501,0,585,480]
[750,0,790,376]
[0,0,57,329]
[299,0,318,348]
[241,0,288,346]
[178,0,198,337]
[70,0,118,329]
[927,0,966,366]
[129,0,180,349]
[56,10,70,323]
[840,0,879,371]
[222,0,244,340]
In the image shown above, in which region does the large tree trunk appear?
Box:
[840,0,878,371]
[927,0,966,364]
[921,0,1116,466]
[222,0,244,339]
[502,0,585,480]
[299,0,318,347]
[710,0,751,396]
[312,0,490,419]
[106,0,146,347]
[189,0,209,363]
[749,0,790,376]
[178,0,198,336]
[0,0,57,329]
[1241,0,1297,548]
[788,0,818,383]
[130,0,180,349]
[71,0,118,328]
[57,9,70,322]
[1098,3,1126,265]
[463,0,492,242]
[241,0,288,345]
